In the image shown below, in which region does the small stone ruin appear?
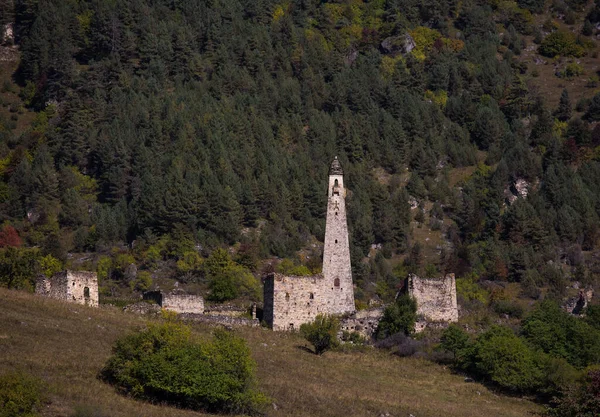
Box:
[406,273,458,332]
[35,270,99,307]
[340,307,384,339]
[143,289,204,314]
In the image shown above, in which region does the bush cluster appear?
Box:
[440,301,600,396]
[101,322,267,414]
[0,371,45,417]
[539,31,586,57]
[300,314,340,355]
[375,294,418,339]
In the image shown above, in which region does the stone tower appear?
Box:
[322,156,355,314]
[262,156,355,331]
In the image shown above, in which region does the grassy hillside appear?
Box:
[0,287,541,417]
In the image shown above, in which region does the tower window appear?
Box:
[334,278,340,287]
[285,293,290,301]
[309,293,314,299]
[335,239,338,243]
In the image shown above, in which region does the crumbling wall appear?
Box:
[263,273,322,331]
[340,308,384,339]
[263,271,358,331]
[162,292,204,314]
[204,304,246,317]
[180,313,259,328]
[407,273,458,332]
[35,271,98,307]
[143,290,204,314]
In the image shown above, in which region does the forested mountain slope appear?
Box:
[0,0,599,307]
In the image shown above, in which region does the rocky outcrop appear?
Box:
[504,178,531,205]
[381,34,416,55]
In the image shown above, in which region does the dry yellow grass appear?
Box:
[0,287,542,417]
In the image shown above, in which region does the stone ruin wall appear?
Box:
[35,271,99,307]
[161,293,204,314]
[263,273,322,331]
[340,307,384,339]
[143,290,204,314]
[263,272,358,331]
[407,273,458,332]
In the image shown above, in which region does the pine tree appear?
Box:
[582,20,594,36]
[555,89,572,122]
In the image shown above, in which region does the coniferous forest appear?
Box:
[1,0,600,412]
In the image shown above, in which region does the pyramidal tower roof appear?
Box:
[329,156,343,175]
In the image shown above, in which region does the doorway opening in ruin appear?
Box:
[84,286,90,300]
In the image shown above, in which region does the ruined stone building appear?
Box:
[264,157,355,330]
[35,270,99,307]
[406,273,458,332]
[143,289,204,314]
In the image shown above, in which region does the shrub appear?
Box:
[0,247,39,290]
[522,301,600,368]
[539,31,586,57]
[0,371,45,417]
[559,63,584,79]
[440,324,471,364]
[276,259,312,276]
[300,314,340,355]
[584,93,600,121]
[340,330,368,345]
[547,369,600,416]
[585,305,600,330]
[576,97,591,112]
[375,332,423,357]
[492,299,525,318]
[456,274,489,304]
[129,270,152,291]
[375,294,417,339]
[101,323,267,414]
[205,249,260,302]
[469,326,544,392]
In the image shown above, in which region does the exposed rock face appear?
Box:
[124,263,137,282]
[35,270,99,307]
[381,34,416,55]
[514,178,529,198]
[143,289,204,314]
[2,23,13,45]
[407,274,458,332]
[504,178,531,205]
[563,289,594,315]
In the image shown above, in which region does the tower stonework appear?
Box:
[263,157,355,331]
[322,156,355,314]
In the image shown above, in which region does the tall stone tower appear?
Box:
[322,156,355,314]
